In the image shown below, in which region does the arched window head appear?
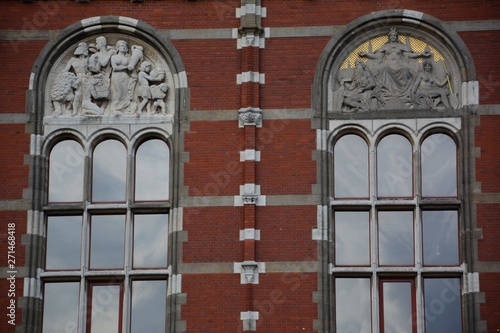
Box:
[332,27,459,113]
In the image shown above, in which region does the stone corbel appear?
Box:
[235,261,265,284]
[239,107,262,127]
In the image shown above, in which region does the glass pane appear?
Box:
[133,214,168,268]
[46,216,82,270]
[335,278,371,333]
[49,140,84,203]
[377,134,412,197]
[131,280,167,333]
[335,211,370,265]
[424,278,462,333]
[90,215,125,269]
[382,281,413,333]
[42,282,80,333]
[422,211,459,265]
[422,134,457,197]
[334,134,369,198]
[135,139,169,201]
[90,285,121,333]
[92,140,126,202]
[379,211,414,265]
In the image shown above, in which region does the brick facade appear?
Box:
[0,1,498,332]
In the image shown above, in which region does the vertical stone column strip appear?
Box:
[235,0,265,330]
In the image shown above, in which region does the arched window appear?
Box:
[334,134,369,199]
[421,133,457,197]
[92,139,127,203]
[44,136,170,333]
[377,134,413,198]
[135,139,170,201]
[331,125,462,333]
[27,15,186,333]
[48,140,84,203]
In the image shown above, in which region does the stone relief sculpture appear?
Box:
[48,36,170,117]
[333,28,458,112]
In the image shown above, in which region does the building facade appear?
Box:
[0,0,499,332]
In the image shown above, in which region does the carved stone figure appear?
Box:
[110,40,132,113]
[88,36,116,74]
[333,28,456,112]
[334,60,378,112]
[151,83,169,114]
[412,60,451,109]
[50,72,81,115]
[48,35,170,117]
[82,73,110,115]
[137,61,154,114]
[63,42,90,115]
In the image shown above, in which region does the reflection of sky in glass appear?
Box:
[131,280,167,333]
[335,211,370,265]
[334,135,369,198]
[377,135,412,197]
[422,134,457,197]
[336,278,371,333]
[135,139,169,201]
[423,211,459,265]
[92,140,126,202]
[424,278,462,333]
[90,215,125,269]
[42,282,80,333]
[46,216,82,270]
[91,285,121,333]
[49,140,84,203]
[379,211,414,265]
[133,214,168,268]
[382,282,413,333]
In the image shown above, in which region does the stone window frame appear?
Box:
[328,118,465,332]
[41,128,172,333]
[311,10,479,333]
[23,16,188,333]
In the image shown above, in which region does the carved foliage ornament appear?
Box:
[46,35,173,118]
[331,28,459,113]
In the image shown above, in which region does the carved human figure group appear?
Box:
[334,28,456,112]
[50,36,168,116]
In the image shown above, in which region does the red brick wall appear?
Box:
[0,1,499,332]
[0,125,30,200]
[476,204,500,262]
[475,116,500,192]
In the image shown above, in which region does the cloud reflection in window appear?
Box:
[377,134,413,198]
[334,134,369,198]
[378,211,414,266]
[90,215,125,269]
[382,281,413,333]
[46,216,82,270]
[422,211,459,265]
[92,139,126,203]
[135,139,169,201]
[335,211,370,266]
[42,282,80,333]
[422,134,457,197]
[133,214,168,269]
[49,140,84,203]
[131,280,167,333]
[335,278,371,333]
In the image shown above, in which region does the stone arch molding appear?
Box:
[313,10,477,114]
[30,16,187,138]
